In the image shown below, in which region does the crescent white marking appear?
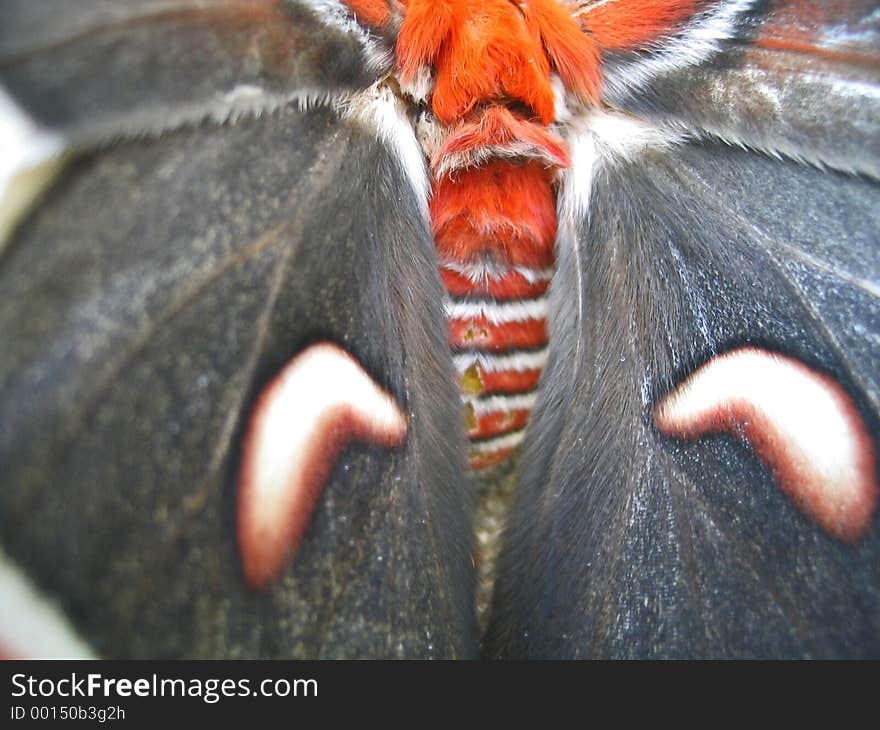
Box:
[238,343,407,590]
[0,85,65,248]
[654,347,878,541]
[0,549,96,658]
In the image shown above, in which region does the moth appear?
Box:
[0,0,878,659]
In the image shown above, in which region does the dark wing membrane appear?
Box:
[486,139,880,658]
[0,103,477,658]
[0,0,392,142]
[602,0,880,178]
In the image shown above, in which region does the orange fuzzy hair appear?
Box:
[577,0,703,51]
[434,105,571,172]
[519,0,601,104]
[341,0,391,28]
[468,410,532,440]
[431,160,558,268]
[396,0,600,124]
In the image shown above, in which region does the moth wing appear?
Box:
[487,131,880,658]
[0,36,476,658]
[601,0,880,177]
[487,0,880,657]
[488,2,880,657]
[0,0,393,143]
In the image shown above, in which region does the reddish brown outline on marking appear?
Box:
[654,347,878,541]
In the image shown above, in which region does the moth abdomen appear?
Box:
[392,0,601,468]
[432,154,558,469]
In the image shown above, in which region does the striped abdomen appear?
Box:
[393,0,597,468]
[430,129,567,469]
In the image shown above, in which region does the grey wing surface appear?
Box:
[486,0,880,659]
[487,137,880,659]
[0,3,476,659]
[0,0,392,142]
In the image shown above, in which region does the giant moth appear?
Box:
[0,0,878,659]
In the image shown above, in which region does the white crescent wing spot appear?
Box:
[654,347,878,541]
[238,343,407,590]
[0,549,96,659]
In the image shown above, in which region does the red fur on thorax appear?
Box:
[519,0,601,102]
[397,0,550,123]
[397,0,600,123]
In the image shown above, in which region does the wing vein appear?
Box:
[165,129,354,535]
[6,214,298,530]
